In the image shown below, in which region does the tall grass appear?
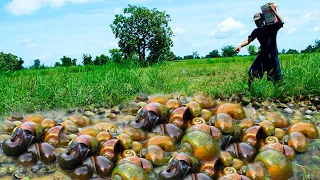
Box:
[0,53,319,116]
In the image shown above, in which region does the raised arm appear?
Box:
[234,37,254,53]
[269,2,283,24]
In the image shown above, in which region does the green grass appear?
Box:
[0,53,319,116]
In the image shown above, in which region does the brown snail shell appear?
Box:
[215,113,235,134]
[260,120,275,137]
[153,123,184,143]
[78,127,100,137]
[145,135,176,152]
[94,122,117,133]
[40,118,56,131]
[23,115,45,124]
[254,150,293,180]
[145,145,168,166]
[169,107,193,129]
[28,142,56,165]
[83,156,114,178]
[99,139,124,161]
[213,103,246,120]
[287,122,319,139]
[123,127,147,141]
[201,109,213,122]
[147,95,169,105]
[288,132,308,153]
[187,101,202,117]
[226,142,256,165]
[165,99,181,110]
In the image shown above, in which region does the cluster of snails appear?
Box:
[0,94,318,180]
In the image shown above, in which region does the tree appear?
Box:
[109,48,122,63]
[82,54,93,65]
[192,51,200,59]
[286,49,299,54]
[301,45,314,53]
[183,55,194,60]
[247,45,257,56]
[32,59,41,69]
[205,50,220,58]
[221,45,237,57]
[58,56,77,66]
[281,49,286,54]
[0,52,24,72]
[54,62,61,67]
[94,54,109,65]
[110,5,173,65]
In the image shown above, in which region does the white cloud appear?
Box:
[209,17,246,39]
[22,39,36,48]
[312,26,320,32]
[287,27,296,35]
[5,0,97,15]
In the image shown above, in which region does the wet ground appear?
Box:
[0,95,319,180]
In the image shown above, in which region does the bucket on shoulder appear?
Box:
[261,3,279,25]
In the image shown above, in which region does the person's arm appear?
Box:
[269,2,283,24]
[235,37,254,53]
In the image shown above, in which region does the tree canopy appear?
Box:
[222,45,237,57]
[0,52,24,72]
[110,5,173,65]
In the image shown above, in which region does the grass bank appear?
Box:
[0,53,319,116]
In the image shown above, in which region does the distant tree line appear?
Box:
[0,3,318,71]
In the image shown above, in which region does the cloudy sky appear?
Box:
[0,0,319,66]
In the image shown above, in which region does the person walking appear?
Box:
[234,2,284,91]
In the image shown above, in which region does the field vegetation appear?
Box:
[0,53,319,116]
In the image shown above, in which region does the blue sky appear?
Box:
[0,0,319,67]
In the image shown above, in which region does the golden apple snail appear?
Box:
[129,102,169,130]
[2,122,44,157]
[287,121,319,139]
[213,103,246,120]
[44,126,71,147]
[58,134,98,170]
[159,152,200,179]
[17,142,56,167]
[168,107,194,129]
[111,162,149,180]
[253,150,293,180]
[181,130,220,162]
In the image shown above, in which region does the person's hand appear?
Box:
[234,46,241,53]
[268,2,277,12]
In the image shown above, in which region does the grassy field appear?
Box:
[0,53,319,116]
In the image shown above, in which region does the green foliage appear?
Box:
[109,48,122,63]
[32,59,41,69]
[286,49,299,54]
[247,45,258,56]
[221,45,237,57]
[192,51,200,59]
[56,56,77,67]
[0,54,319,116]
[83,54,93,65]
[183,55,194,60]
[301,39,320,53]
[205,50,220,58]
[0,52,24,72]
[110,5,173,65]
[94,54,110,65]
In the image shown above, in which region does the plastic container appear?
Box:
[261,3,279,25]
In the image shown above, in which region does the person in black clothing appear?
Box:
[234,3,284,91]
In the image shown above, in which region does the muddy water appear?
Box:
[0,97,319,180]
